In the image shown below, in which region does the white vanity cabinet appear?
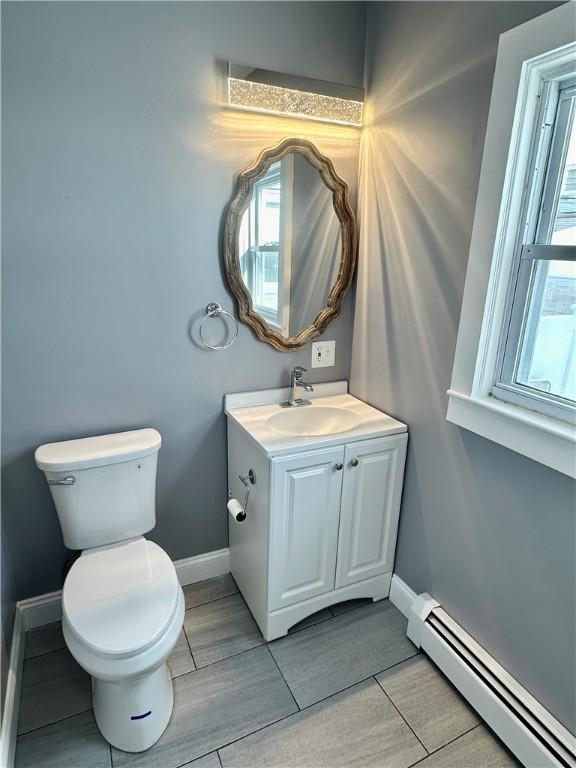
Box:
[226,384,408,641]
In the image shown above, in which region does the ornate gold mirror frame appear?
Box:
[223,138,357,351]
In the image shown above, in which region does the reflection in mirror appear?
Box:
[238,154,342,339]
[224,139,356,350]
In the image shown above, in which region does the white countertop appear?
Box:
[225,381,407,458]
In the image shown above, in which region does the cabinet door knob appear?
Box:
[335,463,343,471]
[350,458,359,467]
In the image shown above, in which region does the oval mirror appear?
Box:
[224,139,357,350]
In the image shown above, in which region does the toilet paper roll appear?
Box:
[227,498,246,523]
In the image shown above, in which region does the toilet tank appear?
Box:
[35,429,162,550]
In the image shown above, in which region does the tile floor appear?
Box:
[15,574,520,768]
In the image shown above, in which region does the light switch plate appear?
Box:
[311,340,336,368]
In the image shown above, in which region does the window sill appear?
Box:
[446,389,575,478]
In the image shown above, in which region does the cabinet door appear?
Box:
[269,446,344,611]
[335,434,407,589]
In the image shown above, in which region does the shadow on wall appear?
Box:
[350,1,575,731]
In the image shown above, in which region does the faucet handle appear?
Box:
[293,366,307,375]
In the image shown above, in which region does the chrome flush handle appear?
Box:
[47,476,76,486]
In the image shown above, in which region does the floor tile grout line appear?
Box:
[308,651,420,712]
[23,645,66,662]
[189,639,267,672]
[272,649,421,715]
[406,723,483,768]
[17,706,93,738]
[266,644,301,712]
[171,708,302,768]
[108,742,114,768]
[181,625,198,671]
[374,661,486,761]
[20,645,73,668]
[368,650,421,682]
[216,749,224,768]
[183,585,240,613]
[374,676,430,756]
[430,723,482,756]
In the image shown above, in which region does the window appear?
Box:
[241,162,282,323]
[239,159,293,333]
[494,78,576,422]
[446,3,576,478]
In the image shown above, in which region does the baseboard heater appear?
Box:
[407,595,576,768]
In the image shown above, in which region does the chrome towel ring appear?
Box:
[199,303,238,351]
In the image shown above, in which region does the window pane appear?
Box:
[550,99,576,244]
[516,259,576,401]
[240,163,282,319]
[256,180,280,314]
[255,250,279,312]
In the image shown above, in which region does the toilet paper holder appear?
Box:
[239,469,256,510]
[229,469,256,522]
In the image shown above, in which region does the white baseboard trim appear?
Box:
[18,591,63,632]
[175,547,230,588]
[389,574,418,619]
[0,609,24,768]
[0,546,230,767]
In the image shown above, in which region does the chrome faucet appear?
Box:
[281,366,314,408]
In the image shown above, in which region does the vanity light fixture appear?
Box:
[227,63,364,127]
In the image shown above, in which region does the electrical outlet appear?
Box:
[311,340,336,368]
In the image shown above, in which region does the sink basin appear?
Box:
[267,406,362,437]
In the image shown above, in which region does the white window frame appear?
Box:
[242,160,292,335]
[447,3,576,478]
[493,77,576,421]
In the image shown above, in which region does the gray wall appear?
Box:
[351,1,575,730]
[2,1,365,613]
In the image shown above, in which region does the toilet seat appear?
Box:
[63,538,180,659]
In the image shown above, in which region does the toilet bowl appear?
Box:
[62,537,185,752]
[35,428,184,753]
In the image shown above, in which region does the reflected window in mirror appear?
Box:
[239,161,286,332]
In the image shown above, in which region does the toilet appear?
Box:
[34,428,184,753]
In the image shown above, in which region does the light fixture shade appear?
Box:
[227,63,364,127]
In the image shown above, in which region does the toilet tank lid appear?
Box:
[35,428,161,471]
